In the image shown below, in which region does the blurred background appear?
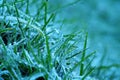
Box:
[48,0,120,79]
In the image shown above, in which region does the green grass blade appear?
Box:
[66,49,88,60]
[14,2,25,38]
[42,13,55,31]
[80,32,88,76]
[26,0,29,14]
[45,34,52,71]
[82,67,95,80]
[83,54,95,74]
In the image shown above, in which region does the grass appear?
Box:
[0,0,96,80]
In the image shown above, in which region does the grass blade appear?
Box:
[80,32,88,76]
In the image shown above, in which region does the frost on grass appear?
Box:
[0,0,97,80]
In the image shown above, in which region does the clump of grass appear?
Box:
[0,0,95,80]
